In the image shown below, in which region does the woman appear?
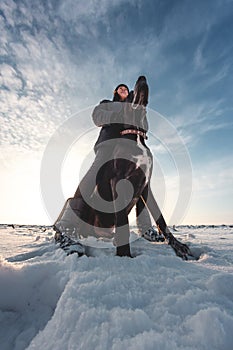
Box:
[89,77,153,256]
[54,77,192,259]
[91,79,157,240]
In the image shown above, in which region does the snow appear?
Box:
[0,225,233,350]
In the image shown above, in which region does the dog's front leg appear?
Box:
[110,178,132,257]
[142,186,194,260]
[114,208,132,257]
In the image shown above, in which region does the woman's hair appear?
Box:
[112,84,129,102]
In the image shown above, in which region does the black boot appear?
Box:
[54,230,85,257]
[141,226,165,242]
[116,244,133,257]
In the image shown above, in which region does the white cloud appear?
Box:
[57,0,134,22]
[169,99,231,144]
[0,63,23,90]
[203,63,231,88]
[193,156,233,196]
[193,33,209,71]
[0,0,17,27]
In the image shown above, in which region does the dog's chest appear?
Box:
[132,136,152,183]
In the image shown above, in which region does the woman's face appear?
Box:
[117,86,129,101]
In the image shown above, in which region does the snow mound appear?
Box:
[1,226,233,350]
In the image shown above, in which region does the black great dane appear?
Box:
[54,77,193,260]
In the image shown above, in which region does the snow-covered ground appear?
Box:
[0,224,233,350]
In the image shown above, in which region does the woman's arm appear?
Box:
[92,100,123,127]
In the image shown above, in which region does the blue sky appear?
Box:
[0,0,233,225]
